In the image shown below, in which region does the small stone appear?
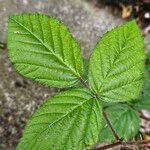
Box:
[8,115,14,124]
[0,126,4,134]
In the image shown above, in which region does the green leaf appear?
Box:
[99,105,140,142]
[131,71,150,110]
[131,53,150,110]
[17,88,102,150]
[88,21,145,102]
[8,14,83,88]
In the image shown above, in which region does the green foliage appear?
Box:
[8,14,83,88]
[99,105,140,142]
[17,88,102,150]
[7,13,145,150]
[88,21,145,102]
[130,52,150,110]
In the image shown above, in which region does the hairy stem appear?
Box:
[79,76,88,88]
[103,111,121,141]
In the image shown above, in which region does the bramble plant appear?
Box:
[7,13,150,150]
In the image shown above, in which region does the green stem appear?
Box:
[78,77,150,150]
[79,76,89,88]
[79,77,121,141]
[103,111,121,141]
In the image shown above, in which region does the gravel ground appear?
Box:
[0,0,149,150]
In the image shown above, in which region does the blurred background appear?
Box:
[0,0,150,150]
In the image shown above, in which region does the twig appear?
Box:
[95,140,150,150]
[140,112,150,121]
[94,141,122,150]
[140,132,149,150]
[127,140,150,145]
[103,111,121,141]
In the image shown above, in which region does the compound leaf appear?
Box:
[89,21,145,102]
[17,88,102,150]
[8,14,83,88]
[99,105,140,142]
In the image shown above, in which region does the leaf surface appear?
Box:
[18,88,102,150]
[8,14,83,88]
[99,105,140,142]
[88,21,145,102]
[131,53,150,110]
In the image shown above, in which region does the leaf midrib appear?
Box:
[10,18,80,78]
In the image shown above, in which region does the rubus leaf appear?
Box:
[131,53,150,110]
[88,21,145,102]
[17,88,102,150]
[8,14,83,88]
[131,71,150,110]
[99,105,140,142]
